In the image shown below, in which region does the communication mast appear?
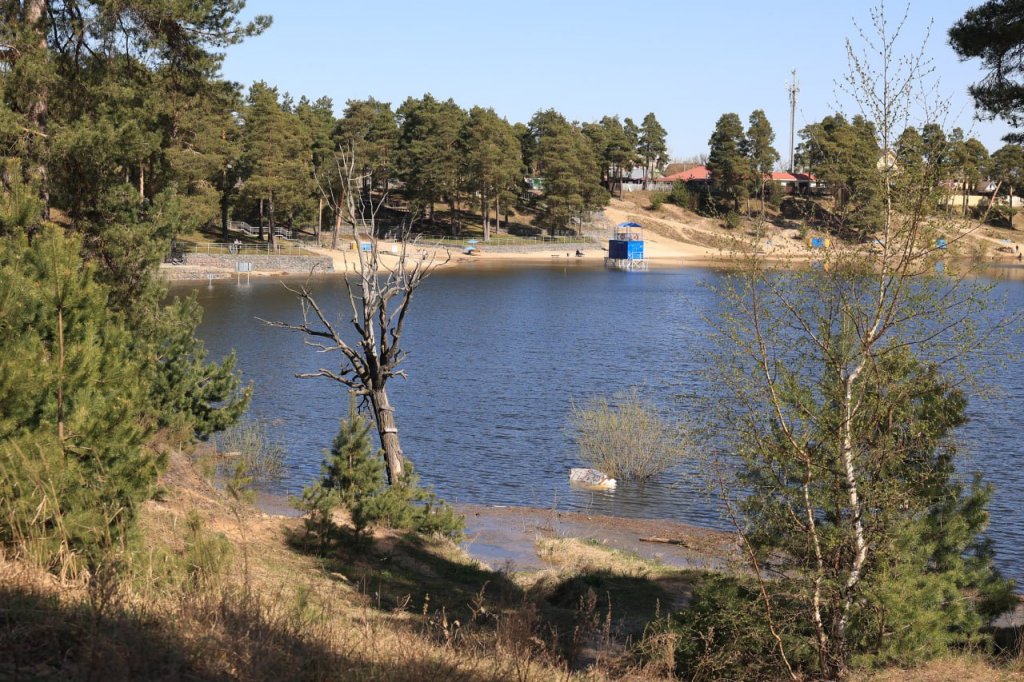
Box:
[787,69,799,173]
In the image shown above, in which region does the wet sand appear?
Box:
[457,503,736,572]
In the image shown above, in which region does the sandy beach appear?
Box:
[302,199,813,275]
[163,196,1024,281]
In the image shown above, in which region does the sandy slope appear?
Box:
[307,198,818,273]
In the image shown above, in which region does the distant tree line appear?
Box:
[699,104,1024,237]
[220,90,670,240]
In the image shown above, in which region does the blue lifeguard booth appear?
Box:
[606,222,647,270]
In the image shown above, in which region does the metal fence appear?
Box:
[228,221,294,239]
[419,234,598,248]
[174,241,314,257]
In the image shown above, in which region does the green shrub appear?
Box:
[0,228,162,574]
[649,192,667,211]
[295,398,463,543]
[182,510,232,588]
[723,211,741,229]
[668,181,693,209]
[646,574,810,680]
[764,181,784,207]
[984,202,1017,227]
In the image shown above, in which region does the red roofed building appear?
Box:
[656,165,711,184]
[771,170,818,195]
[653,165,820,194]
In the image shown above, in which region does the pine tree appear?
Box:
[240,82,314,246]
[797,114,882,237]
[638,112,668,190]
[461,106,522,240]
[319,399,385,537]
[707,113,750,213]
[949,0,1024,142]
[530,109,608,235]
[297,397,463,542]
[396,94,467,228]
[0,227,162,569]
[746,109,779,212]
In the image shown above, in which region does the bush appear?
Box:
[0,228,162,574]
[668,182,693,210]
[649,192,667,211]
[568,387,689,483]
[213,420,285,486]
[780,196,809,220]
[983,202,1017,228]
[723,211,741,229]
[295,398,463,543]
[645,574,805,680]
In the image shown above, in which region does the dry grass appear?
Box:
[0,447,631,681]
[2,445,1020,681]
[854,655,1024,681]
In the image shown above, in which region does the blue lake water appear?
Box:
[174,262,1024,584]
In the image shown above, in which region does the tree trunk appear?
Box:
[220,163,230,238]
[317,195,324,246]
[220,187,230,241]
[258,198,265,240]
[268,190,277,249]
[138,163,145,201]
[331,206,341,250]
[642,159,649,190]
[495,193,501,233]
[450,196,460,236]
[370,386,405,484]
[482,191,490,241]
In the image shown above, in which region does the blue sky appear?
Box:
[219,1,1011,163]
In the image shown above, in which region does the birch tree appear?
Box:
[695,6,1016,679]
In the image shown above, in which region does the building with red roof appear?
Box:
[655,165,711,184]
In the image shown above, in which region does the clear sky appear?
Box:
[218,1,1011,164]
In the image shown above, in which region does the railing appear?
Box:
[417,234,598,248]
[173,241,314,257]
[228,221,293,239]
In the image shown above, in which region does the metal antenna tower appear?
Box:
[787,69,799,172]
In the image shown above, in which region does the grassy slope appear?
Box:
[1,444,1021,680]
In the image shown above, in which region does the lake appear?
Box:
[173,262,1024,584]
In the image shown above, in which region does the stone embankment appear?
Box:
[161,253,334,280]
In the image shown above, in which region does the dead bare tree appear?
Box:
[266,144,448,484]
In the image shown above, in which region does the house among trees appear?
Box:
[654,165,819,195]
[656,165,712,186]
[770,170,819,194]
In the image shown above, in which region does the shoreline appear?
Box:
[161,198,1024,281]
[249,486,736,573]
[158,235,804,281]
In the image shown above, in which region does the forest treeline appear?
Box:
[694,109,1024,238]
